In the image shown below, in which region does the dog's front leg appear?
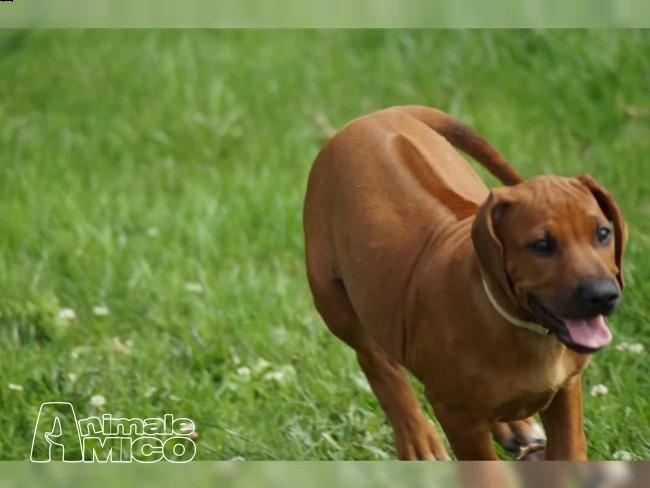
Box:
[539,374,588,460]
[426,391,498,460]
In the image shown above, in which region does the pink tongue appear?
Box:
[562,315,612,350]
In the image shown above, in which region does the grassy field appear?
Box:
[0,29,649,462]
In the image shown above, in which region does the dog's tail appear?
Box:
[391,105,524,186]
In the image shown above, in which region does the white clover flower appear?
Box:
[616,342,644,354]
[67,373,78,383]
[590,384,609,397]
[263,371,285,382]
[628,343,645,354]
[93,305,110,316]
[253,358,271,373]
[263,364,296,384]
[184,282,203,293]
[58,308,77,321]
[613,450,634,461]
[89,395,106,408]
[8,383,24,391]
[236,367,251,378]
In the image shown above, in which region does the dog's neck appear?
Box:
[478,267,548,336]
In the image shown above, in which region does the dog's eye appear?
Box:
[597,226,612,245]
[529,238,556,256]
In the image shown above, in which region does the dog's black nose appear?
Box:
[577,280,620,309]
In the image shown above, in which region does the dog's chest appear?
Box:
[533,354,581,391]
[492,350,590,421]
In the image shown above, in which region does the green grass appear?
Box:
[0,29,649,462]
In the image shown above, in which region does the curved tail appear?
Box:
[391,105,524,186]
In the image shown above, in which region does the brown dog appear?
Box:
[303,106,627,461]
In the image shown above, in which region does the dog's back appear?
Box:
[304,107,496,360]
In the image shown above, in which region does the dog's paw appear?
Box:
[395,418,452,461]
[515,443,546,461]
[492,419,546,453]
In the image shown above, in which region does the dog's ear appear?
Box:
[576,174,628,290]
[471,189,517,301]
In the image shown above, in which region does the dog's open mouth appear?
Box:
[527,296,613,354]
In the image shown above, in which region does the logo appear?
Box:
[31,402,197,463]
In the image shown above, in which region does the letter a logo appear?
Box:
[31,402,83,462]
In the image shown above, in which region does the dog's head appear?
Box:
[472,174,628,354]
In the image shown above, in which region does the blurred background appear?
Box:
[0,30,648,465]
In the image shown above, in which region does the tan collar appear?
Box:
[481,278,549,336]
